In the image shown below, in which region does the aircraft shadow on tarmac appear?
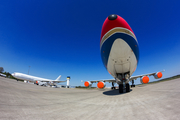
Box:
[103,89,132,96]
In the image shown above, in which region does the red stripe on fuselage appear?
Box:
[100,15,134,41]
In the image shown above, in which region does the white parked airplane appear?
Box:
[83,14,164,93]
[0,73,6,77]
[12,72,66,86]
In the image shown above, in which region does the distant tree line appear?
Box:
[0,67,4,73]
[2,72,16,79]
[0,67,16,80]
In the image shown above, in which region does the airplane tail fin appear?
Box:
[55,75,61,81]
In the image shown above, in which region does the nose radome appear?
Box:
[108,14,117,20]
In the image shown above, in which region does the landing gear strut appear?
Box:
[111,82,116,89]
[131,80,135,87]
[117,73,131,93]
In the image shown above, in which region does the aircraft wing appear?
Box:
[36,80,67,83]
[52,80,67,83]
[83,79,115,83]
[129,70,165,81]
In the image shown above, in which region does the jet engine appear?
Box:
[140,76,149,84]
[154,72,163,79]
[97,81,106,89]
[84,81,92,87]
[35,81,40,85]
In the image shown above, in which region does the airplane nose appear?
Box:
[108,14,117,20]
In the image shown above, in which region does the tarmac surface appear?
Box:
[0,77,180,120]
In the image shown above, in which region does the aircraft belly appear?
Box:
[107,39,137,76]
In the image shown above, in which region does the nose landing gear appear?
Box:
[118,83,130,93]
[126,83,130,92]
[119,84,123,93]
[117,73,130,93]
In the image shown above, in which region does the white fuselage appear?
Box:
[107,38,137,78]
[12,72,53,82]
[100,27,139,81]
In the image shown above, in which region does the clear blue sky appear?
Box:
[0,0,180,87]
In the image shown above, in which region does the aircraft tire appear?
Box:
[126,83,130,92]
[119,84,123,93]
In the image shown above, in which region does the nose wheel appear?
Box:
[126,83,130,92]
[118,83,130,93]
[119,84,123,93]
[117,73,131,93]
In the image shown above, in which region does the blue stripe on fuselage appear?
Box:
[100,32,139,68]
